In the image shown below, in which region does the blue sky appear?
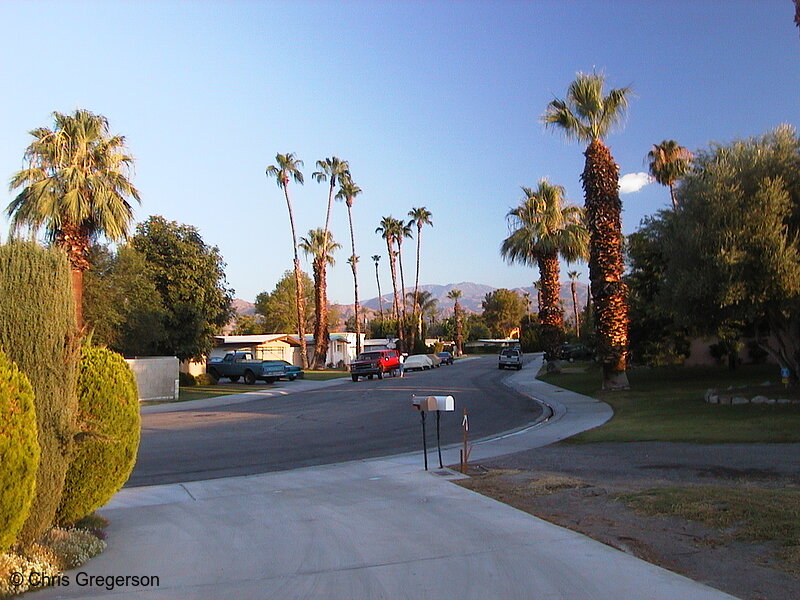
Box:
[0,1,798,304]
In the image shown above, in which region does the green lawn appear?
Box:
[303,370,350,381]
[540,362,800,443]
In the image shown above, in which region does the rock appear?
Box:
[718,395,732,405]
[707,394,719,404]
[767,398,777,405]
[777,398,791,404]
[751,395,769,404]
[732,397,749,405]
[704,389,715,402]
[759,381,773,386]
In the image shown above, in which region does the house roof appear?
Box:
[214,334,301,346]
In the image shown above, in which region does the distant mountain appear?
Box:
[231,298,256,316]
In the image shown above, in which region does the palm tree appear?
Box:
[646,140,693,210]
[371,255,384,319]
[501,180,588,366]
[266,152,308,368]
[407,207,433,336]
[336,176,363,355]
[447,289,463,356]
[7,109,141,328]
[312,156,350,250]
[568,271,581,337]
[395,221,413,317]
[299,228,341,369]
[542,71,632,389]
[376,216,404,347]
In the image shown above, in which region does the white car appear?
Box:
[403,354,434,371]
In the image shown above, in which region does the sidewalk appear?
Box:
[34,359,739,600]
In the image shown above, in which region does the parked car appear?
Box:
[349,349,401,381]
[427,353,442,367]
[278,360,304,380]
[207,351,286,384]
[498,348,523,370]
[437,351,454,365]
[560,344,594,361]
[404,354,434,371]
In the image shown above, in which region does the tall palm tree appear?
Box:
[299,228,341,369]
[312,156,350,250]
[501,180,588,366]
[394,220,413,318]
[568,271,581,337]
[542,71,632,389]
[376,216,403,347]
[336,176,363,355]
[407,207,433,335]
[371,255,384,320]
[447,289,463,356]
[266,152,308,368]
[646,140,693,210]
[7,109,140,328]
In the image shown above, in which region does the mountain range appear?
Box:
[229,280,589,322]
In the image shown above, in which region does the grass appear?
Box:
[540,362,800,443]
[620,485,800,573]
[303,370,349,381]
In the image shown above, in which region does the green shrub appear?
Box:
[194,373,216,386]
[0,242,78,546]
[57,347,140,525]
[0,350,39,554]
[178,371,196,386]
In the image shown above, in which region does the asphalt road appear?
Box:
[128,355,542,487]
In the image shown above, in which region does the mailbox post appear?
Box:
[412,395,455,470]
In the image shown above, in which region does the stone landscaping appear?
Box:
[705,383,796,405]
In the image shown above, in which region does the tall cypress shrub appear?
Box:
[0,350,39,553]
[0,242,78,545]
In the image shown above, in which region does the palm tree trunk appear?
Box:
[284,186,308,369]
[397,240,407,322]
[312,257,328,369]
[454,301,463,356]
[582,139,629,389]
[375,262,384,320]
[346,204,361,356]
[669,184,678,210]
[413,227,422,338]
[57,222,91,329]
[323,181,336,250]
[571,280,580,338]
[538,253,565,368]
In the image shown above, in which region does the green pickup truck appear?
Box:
[207,351,286,384]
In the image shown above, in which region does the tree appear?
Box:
[376,216,402,339]
[501,180,587,364]
[7,109,140,327]
[299,228,341,369]
[481,289,526,339]
[132,216,233,361]
[312,156,350,251]
[543,71,633,389]
[255,270,314,333]
[568,271,581,337]
[372,254,384,319]
[83,244,168,357]
[408,207,433,335]
[266,152,308,368]
[447,289,464,355]
[337,175,364,355]
[660,126,800,381]
[395,220,413,317]
[647,140,693,210]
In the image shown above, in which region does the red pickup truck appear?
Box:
[349,349,401,382]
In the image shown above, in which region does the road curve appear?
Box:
[128,355,542,487]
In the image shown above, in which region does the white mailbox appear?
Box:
[412,395,454,411]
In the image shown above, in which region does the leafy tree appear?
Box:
[266,153,308,368]
[83,244,168,356]
[337,175,364,354]
[447,289,464,354]
[661,126,800,381]
[501,180,587,364]
[231,314,266,335]
[647,140,693,210]
[7,109,140,327]
[543,71,632,389]
[255,270,314,333]
[132,216,233,361]
[465,314,491,342]
[481,289,525,339]
[299,228,341,368]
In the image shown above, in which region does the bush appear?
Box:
[178,371,196,386]
[194,373,216,386]
[0,242,78,546]
[57,346,140,525]
[0,350,39,554]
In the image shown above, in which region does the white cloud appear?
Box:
[618,172,654,194]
